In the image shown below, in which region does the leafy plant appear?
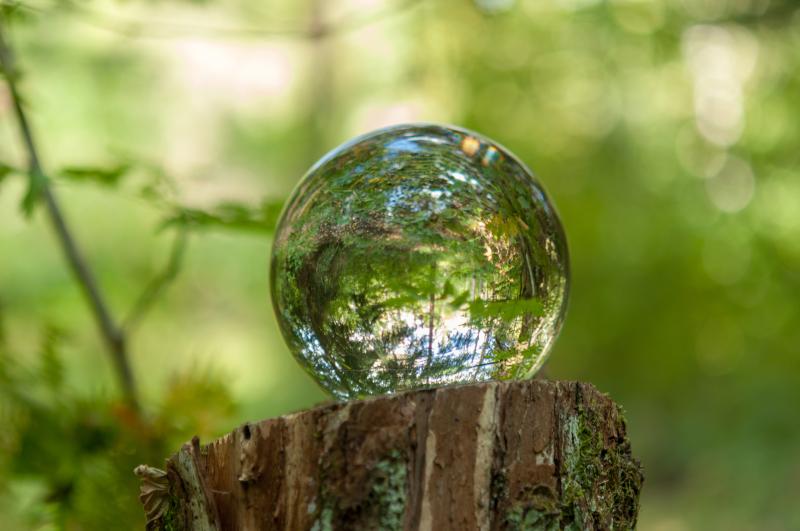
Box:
[0,10,262,528]
[0,327,236,529]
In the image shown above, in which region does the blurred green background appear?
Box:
[1,0,799,528]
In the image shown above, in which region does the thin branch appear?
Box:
[123,228,188,333]
[0,18,138,408]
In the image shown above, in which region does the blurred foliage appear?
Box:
[0,0,799,528]
[0,320,236,529]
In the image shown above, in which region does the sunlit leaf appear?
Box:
[468,297,543,321]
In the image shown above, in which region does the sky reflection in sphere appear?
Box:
[270,124,569,399]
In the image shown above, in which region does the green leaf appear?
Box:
[442,279,455,298]
[58,164,131,188]
[0,162,16,189]
[468,297,543,322]
[449,289,471,309]
[21,169,47,217]
[161,199,284,234]
[382,294,419,310]
[0,162,14,177]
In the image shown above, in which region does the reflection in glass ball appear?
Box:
[270,124,569,399]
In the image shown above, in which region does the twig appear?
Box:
[0,18,138,408]
[123,228,188,333]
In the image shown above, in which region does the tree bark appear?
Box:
[136,380,643,530]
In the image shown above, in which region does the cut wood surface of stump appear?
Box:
[137,380,643,530]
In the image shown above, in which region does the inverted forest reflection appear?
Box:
[271,124,569,398]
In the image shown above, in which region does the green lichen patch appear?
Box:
[369,450,407,530]
[311,449,408,531]
[310,506,334,531]
[505,487,562,531]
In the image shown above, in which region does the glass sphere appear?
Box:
[270,124,569,399]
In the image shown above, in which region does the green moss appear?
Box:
[156,494,182,531]
[560,409,598,527]
[557,400,642,530]
[504,398,642,530]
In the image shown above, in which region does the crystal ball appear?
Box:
[270,124,569,399]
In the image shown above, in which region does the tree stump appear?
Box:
[135,380,643,530]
